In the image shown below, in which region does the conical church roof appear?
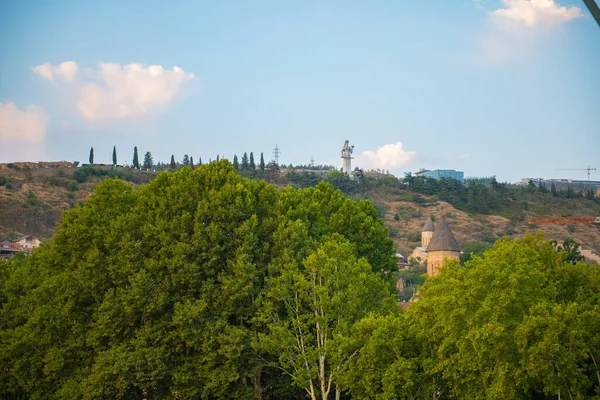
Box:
[426,217,460,252]
[422,217,435,232]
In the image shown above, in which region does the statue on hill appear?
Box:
[341,140,354,175]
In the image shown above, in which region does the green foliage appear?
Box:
[169,154,176,170]
[143,151,153,170]
[0,176,6,186]
[249,152,255,170]
[259,152,265,171]
[406,230,421,243]
[409,232,600,399]
[287,171,322,188]
[0,161,395,399]
[26,190,39,206]
[112,146,117,166]
[338,313,431,399]
[67,180,78,192]
[89,147,94,164]
[241,152,249,170]
[132,146,139,169]
[460,241,492,263]
[256,237,396,398]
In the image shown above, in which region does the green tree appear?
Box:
[0,162,396,399]
[338,313,430,399]
[169,154,176,170]
[89,147,94,164]
[256,237,395,400]
[132,146,139,169]
[182,154,190,166]
[198,157,202,166]
[233,154,239,170]
[143,151,153,170]
[260,152,265,172]
[112,146,117,166]
[555,237,584,263]
[409,232,600,399]
[241,152,249,170]
[249,152,255,170]
[189,156,194,168]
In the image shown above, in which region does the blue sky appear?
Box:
[0,0,598,182]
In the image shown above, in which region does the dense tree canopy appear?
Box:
[0,161,396,399]
[1,162,598,399]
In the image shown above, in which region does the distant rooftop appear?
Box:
[426,217,460,252]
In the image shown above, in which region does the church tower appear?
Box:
[421,217,434,249]
[425,216,460,276]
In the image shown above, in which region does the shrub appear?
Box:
[0,176,6,186]
[67,180,78,191]
[406,231,421,243]
[27,191,39,206]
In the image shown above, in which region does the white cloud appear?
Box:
[493,0,584,28]
[77,63,195,121]
[0,103,49,162]
[0,103,49,143]
[362,142,416,170]
[33,61,79,82]
[33,61,195,121]
[473,0,583,65]
[458,153,471,159]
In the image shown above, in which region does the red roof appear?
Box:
[0,242,22,251]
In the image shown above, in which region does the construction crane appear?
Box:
[555,166,597,181]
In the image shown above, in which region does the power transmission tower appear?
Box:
[273,144,281,165]
[310,156,315,168]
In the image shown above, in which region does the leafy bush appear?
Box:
[26,191,39,206]
[406,231,421,243]
[67,180,78,192]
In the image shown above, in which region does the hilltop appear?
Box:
[1,163,599,256]
[0,163,154,240]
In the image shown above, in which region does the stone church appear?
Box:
[409,216,460,276]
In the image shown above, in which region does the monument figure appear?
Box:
[341,140,354,175]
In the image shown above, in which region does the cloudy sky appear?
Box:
[0,0,598,182]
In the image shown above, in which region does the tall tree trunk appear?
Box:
[253,366,263,400]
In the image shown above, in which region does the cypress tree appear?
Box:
[133,147,139,169]
[241,152,249,170]
[190,156,194,168]
[182,154,190,166]
[260,152,265,171]
[249,152,255,170]
[112,146,117,166]
[233,154,239,170]
[199,157,202,166]
[170,155,176,170]
[89,147,94,165]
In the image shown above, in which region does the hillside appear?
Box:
[1,163,599,256]
[0,163,155,241]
